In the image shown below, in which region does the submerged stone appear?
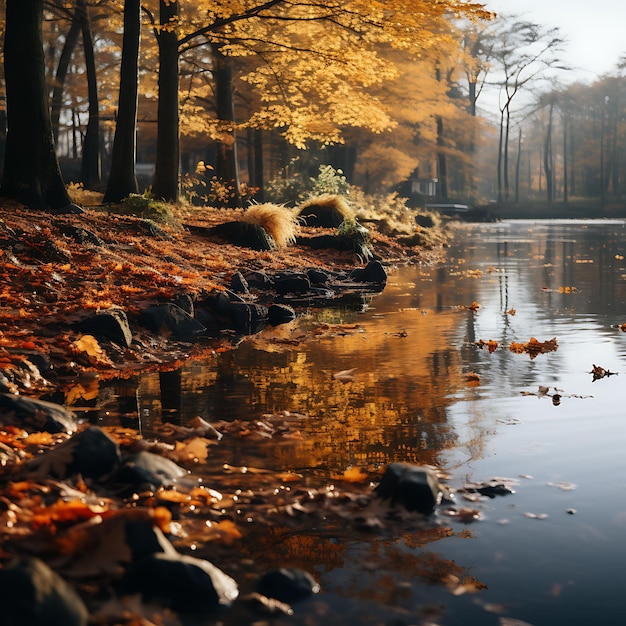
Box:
[120,552,239,612]
[228,302,269,333]
[374,462,442,515]
[349,260,387,285]
[268,303,296,326]
[256,567,320,603]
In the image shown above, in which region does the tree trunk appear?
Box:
[436,115,448,199]
[0,0,74,212]
[562,113,568,204]
[77,0,101,188]
[497,109,505,205]
[152,0,180,202]
[503,107,511,202]
[544,102,554,204]
[514,128,522,204]
[213,44,241,208]
[103,0,141,203]
[51,11,81,144]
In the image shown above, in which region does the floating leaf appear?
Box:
[474,339,498,353]
[333,368,357,383]
[465,372,481,385]
[509,337,558,359]
[590,364,618,381]
[333,467,368,483]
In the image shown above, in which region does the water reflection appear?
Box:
[65,219,626,625]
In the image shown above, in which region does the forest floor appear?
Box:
[0,200,447,397]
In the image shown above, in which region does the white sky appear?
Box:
[483,0,626,81]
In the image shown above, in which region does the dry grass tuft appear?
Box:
[297,194,355,228]
[241,203,299,248]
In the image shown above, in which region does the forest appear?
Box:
[0,0,624,217]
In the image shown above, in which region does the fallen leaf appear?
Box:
[333,368,357,383]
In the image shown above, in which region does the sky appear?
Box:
[483,0,625,82]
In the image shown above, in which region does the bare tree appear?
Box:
[489,16,567,205]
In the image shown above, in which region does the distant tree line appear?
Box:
[0,1,623,213]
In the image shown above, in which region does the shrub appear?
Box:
[297,194,355,228]
[241,203,299,248]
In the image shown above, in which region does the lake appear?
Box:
[91,219,626,625]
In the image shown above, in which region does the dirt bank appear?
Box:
[0,201,446,397]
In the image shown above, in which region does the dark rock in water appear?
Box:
[124,519,179,562]
[0,393,78,434]
[200,291,231,319]
[256,567,320,603]
[306,268,332,285]
[208,221,275,251]
[0,557,89,626]
[172,292,194,317]
[374,463,442,515]
[274,274,312,295]
[230,271,250,294]
[114,450,187,491]
[228,302,269,333]
[24,426,121,480]
[120,552,239,612]
[268,304,296,326]
[349,260,387,285]
[243,270,274,290]
[138,303,205,341]
[76,306,132,348]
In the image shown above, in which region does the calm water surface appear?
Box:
[90,220,626,625]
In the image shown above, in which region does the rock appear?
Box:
[306,268,332,285]
[228,302,269,333]
[374,463,442,515]
[138,303,206,341]
[230,271,250,294]
[120,552,239,613]
[24,426,122,480]
[274,274,312,295]
[415,214,435,228]
[268,304,296,326]
[123,518,179,562]
[0,393,78,434]
[76,306,132,348]
[349,260,387,285]
[20,350,54,375]
[0,557,89,626]
[243,270,274,290]
[256,567,320,603]
[113,450,188,492]
[172,293,194,317]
